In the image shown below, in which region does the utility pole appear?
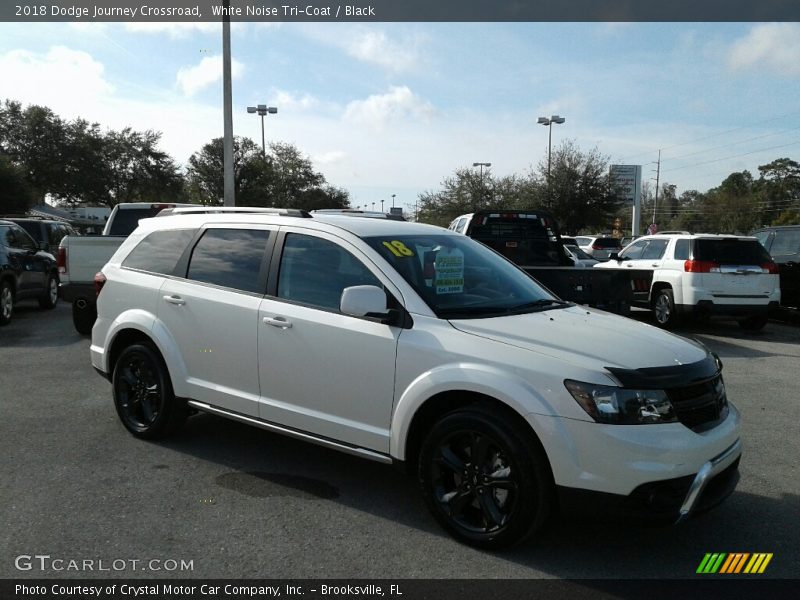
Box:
[652,149,661,228]
[222,0,235,206]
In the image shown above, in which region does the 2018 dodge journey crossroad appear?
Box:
[90,207,742,548]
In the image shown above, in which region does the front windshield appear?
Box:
[364,234,568,319]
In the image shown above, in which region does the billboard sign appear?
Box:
[610,164,642,207]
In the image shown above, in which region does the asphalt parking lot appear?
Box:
[1,302,798,580]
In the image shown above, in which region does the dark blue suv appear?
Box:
[0,219,59,325]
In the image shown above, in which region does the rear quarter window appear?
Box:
[122,229,196,275]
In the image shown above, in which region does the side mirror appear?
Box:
[340,285,390,320]
[609,252,621,261]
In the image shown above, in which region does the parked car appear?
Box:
[576,235,623,260]
[595,233,780,329]
[620,235,640,248]
[0,219,59,325]
[4,217,77,253]
[563,244,599,268]
[92,207,741,549]
[752,225,800,309]
[560,236,578,246]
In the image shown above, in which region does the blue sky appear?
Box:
[1,21,799,212]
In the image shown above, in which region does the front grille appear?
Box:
[666,376,728,431]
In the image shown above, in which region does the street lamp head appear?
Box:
[551,115,566,124]
[472,162,491,167]
[537,117,550,125]
[247,106,257,113]
[267,107,278,114]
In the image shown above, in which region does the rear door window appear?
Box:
[694,238,772,265]
[186,228,270,294]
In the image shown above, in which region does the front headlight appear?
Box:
[564,380,678,425]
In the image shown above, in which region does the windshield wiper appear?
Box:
[505,299,572,313]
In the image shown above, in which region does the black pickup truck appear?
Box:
[448,210,652,315]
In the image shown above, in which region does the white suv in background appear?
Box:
[595,233,780,329]
[90,208,742,548]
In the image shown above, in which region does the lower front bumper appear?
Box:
[557,439,742,523]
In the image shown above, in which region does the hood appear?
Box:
[449,305,709,375]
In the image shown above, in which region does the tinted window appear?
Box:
[277,234,382,311]
[48,223,70,247]
[8,225,36,250]
[593,237,622,249]
[0,226,9,247]
[769,229,800,257]
[123,229,196,275]
[15,221,40,241]
[108,207,169,236]
[674,239,691,260]
[620,239,647,260]
[187,228,270,293]
[752,230,772,250]
[642,239,669,260]
[694,239,772,264]
[455,218,468,234]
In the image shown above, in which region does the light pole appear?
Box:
[391,193,396,208]
[537,115,565,208]
[381,199,385,212]
[247,104,278,156]
[472,162,491,206]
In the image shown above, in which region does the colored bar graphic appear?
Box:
[698,552,773,574]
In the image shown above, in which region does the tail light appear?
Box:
[761,262,779,274]
[684,260,720,273]
[591,244,602,250]
[57,247,67,274]
[93,272,107,296]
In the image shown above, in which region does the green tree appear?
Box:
[0,153,36,214]
[186,137,349,210]
[543,140,620,233]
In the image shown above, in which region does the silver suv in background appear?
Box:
[596,233,780,329]
[576,236,622,260]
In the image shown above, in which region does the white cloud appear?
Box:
[0,46,115,103]
[313,150,346,165]
[272,90,319,112]
[124,22,224,38]
[344,86,435,131]
[727,23,800,77]
[176,55,244,96]
[344,30,419,73]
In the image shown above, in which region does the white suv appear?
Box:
[91,208,742,548]
[595,233,780,329]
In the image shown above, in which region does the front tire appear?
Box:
[652,288,679,329]
[112,343,187,439]
[418,406,553,549]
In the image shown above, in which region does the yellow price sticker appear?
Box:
[382,240,414,257]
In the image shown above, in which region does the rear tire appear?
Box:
[39,274,58,309]
[0,280,13,326]
[652,288,679,329]
[72,299,96,335]
[112,343,187,439]
[418,406,553,549]
[738,315,768,331]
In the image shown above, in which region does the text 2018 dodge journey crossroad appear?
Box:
[91,207,742,548]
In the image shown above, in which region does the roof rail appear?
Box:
[156,206,312,218]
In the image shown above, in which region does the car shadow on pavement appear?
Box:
[157,413,798,578]
[0,304,83,347]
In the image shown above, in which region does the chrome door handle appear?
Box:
[263,316,292,329]
[163,295,186,306]
[651,263,660,267]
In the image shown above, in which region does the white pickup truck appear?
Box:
[58,203,190,333]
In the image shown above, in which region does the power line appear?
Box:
[662,140,800,173]
[662,125,800,163]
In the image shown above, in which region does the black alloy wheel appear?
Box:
[39,274,58,309]
[112,343,186,439]
[0,280,13,325]
[419,406,553,549]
